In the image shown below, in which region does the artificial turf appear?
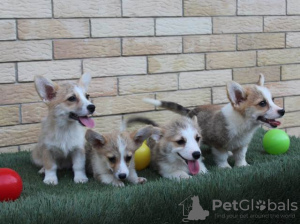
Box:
[0,129,299,224]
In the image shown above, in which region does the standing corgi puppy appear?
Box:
[127,116,208,180]
[144,75,285,168]
[85,125,160,187]
[32,74,95,185]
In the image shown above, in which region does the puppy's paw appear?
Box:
[200,167,208,174]
[167,171,191,180]
[43,176,58,185]
[74,176,88,184]
[218,163,232,169]
[137,177,147,184]
[235,162,250,167]
[111,180,125,187]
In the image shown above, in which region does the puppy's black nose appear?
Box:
[118,173,127,180]
[87,104,95,113]
[192,151,201,160]
[278,109,285,116]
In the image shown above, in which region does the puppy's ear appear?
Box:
[151,127,163,142]
[34,76,58,102]
[227,81,246,106]
[79,73,91,91]
[191,116,198,125]
[131,125,155,147]
[85,129,106,149]
[257,73,265,86]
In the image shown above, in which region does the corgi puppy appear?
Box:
[144,75,285,169]
[85,125,160,187]
[127,116,208,180]
[31,74,95,185]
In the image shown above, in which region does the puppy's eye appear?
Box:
[108,156,116,163]
[195,136,201,142]
[176,139,186,145]
[67,95,77,102]
[86,94,90,100]
[125,155,132,163]
[258,100,267,107]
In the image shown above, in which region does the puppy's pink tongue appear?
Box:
[79,117,95,128]
[188,160,200,175]
[270,120,281,126]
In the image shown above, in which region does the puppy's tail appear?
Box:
[126,117,159,127]
[143,98,190,116]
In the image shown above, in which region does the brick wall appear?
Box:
[1,0,300,153]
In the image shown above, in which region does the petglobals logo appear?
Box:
[212,199,298,212]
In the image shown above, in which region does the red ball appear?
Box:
[0,168,23,202]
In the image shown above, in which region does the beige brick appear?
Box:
[18,60,82,82]
[54,39,120,59]
[0,40,52,62]
[89,77,117,98]
[0,124,40,147]
[287,127,300,138]
[93,115,122,134]
[83,57,146,77]
[0,0,51,18]
[119,74,178,95]
[282,64,300,80]
[179,70,232,89]
[265,80,300,97]
[0,146,19,154]
[184,0,236,16]
[258,49,300,66]
[123,37,182,56]
[207,51,256,69]
[21,103,47,124]
[238,0,285,15]
[0,20,15,40]
[238,33,285,50]
[288,0,300,15]
[233,66,281,84]
[93,94,154,116]
[18,19,89,40]
[123,0,182,17]
[20,143,37,152]
[214,17,263,34]
[280,111,300,128]
[54,0,121,18]
[0,105,19,126]
[0,63,15,83]
[148,54,204,74]
[0,83,39,104]
[285,96,300,112]
[156,89,211,108]
[287,32,300,48]
[265,16,300,32]
[212,86,228,104]
[274,98,284,108]
[184,35,236,53]
[91,18,154,37]
[156,18,211,36]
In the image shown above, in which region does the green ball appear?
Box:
[263,129,290,155]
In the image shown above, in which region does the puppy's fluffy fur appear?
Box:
[32,74,95,185]
[144,75,285,168]
[127,116,207,180]
[85,125,160,187]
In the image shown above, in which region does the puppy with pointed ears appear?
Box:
[144,75,285,169]
[85,125,161,187]
[32,74,95,185]
[127,116,208,180]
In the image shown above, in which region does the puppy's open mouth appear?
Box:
[69,112,95,128]
[177,153,200,175]
[257,116,281,128]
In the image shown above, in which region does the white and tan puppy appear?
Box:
[144,75,285,169]
[85,125,160,187]
[127,116,208,180]
[32,74,95,185]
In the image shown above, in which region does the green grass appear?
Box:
[0,129,300,224]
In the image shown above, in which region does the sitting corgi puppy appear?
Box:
[85,125,160,187]
[127,116,208,180]
[32,74,95,185]
[144,75,285,168]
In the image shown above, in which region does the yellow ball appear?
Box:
[134,140,151,171]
